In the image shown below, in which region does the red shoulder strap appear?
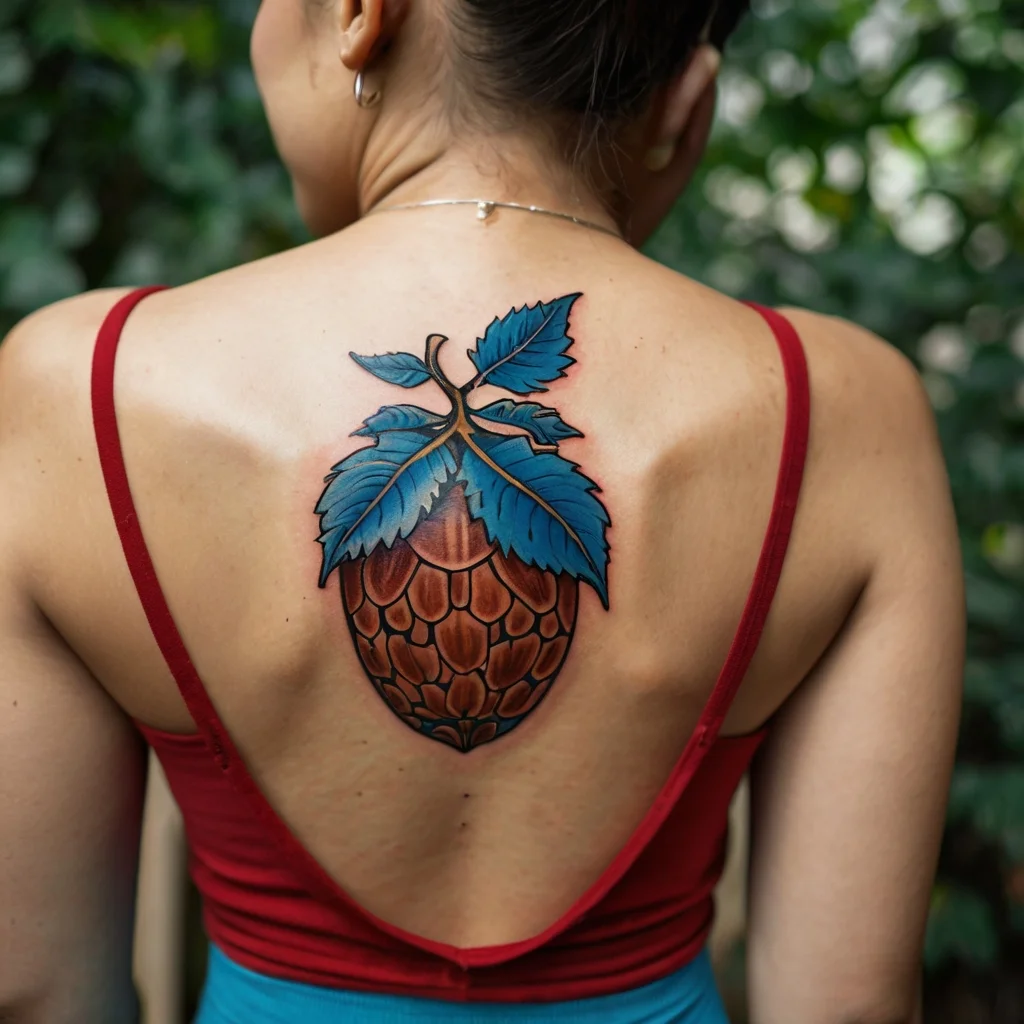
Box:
[693,301,811,741]
[91,286,230,767]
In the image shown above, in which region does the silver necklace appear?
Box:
[367,198,623,240]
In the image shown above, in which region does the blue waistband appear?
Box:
[194,944,728,1024]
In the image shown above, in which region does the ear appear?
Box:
[338,0,409,70]
[646,45,721,164]
[618,45,721,246]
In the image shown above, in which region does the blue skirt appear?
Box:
[195,944,729,1024]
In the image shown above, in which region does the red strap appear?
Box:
[91,288,372,953]
[557,302,811,954]
[91,286,229,768]
[694,301,811,740]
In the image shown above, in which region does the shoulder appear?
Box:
[0,289,160,614]
[1,287,134,357]
[620,258,932,428]
[776,306,938,453]
[0,289,137,538]
[0,288,136,436]
[776,306,953,558]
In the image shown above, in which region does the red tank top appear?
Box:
[91,287,809,1003]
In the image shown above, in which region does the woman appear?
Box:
[0,0,964,1021]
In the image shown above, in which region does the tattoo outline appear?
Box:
[315,294,610,751]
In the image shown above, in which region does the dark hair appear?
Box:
[448,0,749,136]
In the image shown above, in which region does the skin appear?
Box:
[0,0,962,1021]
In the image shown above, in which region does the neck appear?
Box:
[356,120,622,238]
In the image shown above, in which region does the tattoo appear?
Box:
[315,294,610,752]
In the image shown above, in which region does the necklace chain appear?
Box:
[367,198,623,240]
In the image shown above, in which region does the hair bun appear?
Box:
[451,0,746,132]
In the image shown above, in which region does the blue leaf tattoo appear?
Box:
[350,351,432,388]
[316,429,456,583]
[352,404,447,437]
[471,398,583,446]
[457,433,609,606]
[466,293,581,394]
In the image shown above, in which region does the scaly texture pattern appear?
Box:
[341,484,576,750]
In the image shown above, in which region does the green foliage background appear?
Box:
[2,0,1022,1018]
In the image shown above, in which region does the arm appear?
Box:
[133,754,187,1024]
[746,315,964,1024]
[0,302,147,1023]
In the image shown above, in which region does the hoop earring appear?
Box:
[354,71,381,109]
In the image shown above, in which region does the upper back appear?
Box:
[7,214,871,949]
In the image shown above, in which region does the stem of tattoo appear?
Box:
[424,334,475,433]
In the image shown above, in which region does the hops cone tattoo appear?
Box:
[315,294,610,752]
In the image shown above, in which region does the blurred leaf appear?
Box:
[925,886,999,968]
[949,766,1024,860]
[3,251,84,310]
[0,32,32,93]
[52,189,100,250]
[33,2,221,70]
[0,146,33,195]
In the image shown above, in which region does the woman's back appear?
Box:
[0,0,963,1020]
[25,220,888,932]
